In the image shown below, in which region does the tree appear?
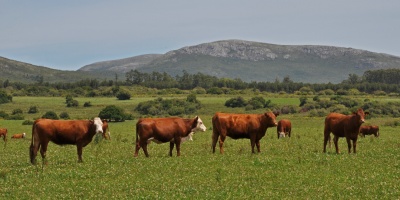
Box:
[0,90,12,104]
[116,91,131,100]
[42,111,59,119]
[98,105,128,122]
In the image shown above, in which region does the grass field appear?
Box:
[0,96,399,199]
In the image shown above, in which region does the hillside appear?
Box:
[79,40,400,83]
[0,57,110,83]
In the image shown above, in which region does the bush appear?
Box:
[22,120,34,125]
[135,96,202,116]
[0,111,9,119]
[6,114,24,120]
[59,112,70,119]
[12,109,23,115]
[67,100,79,107]
[225,97,247,108]
[99,105,129,122]
[42,111,59,119]
[116,91,131,100]
[28,106,38,114]
[83,102,92,107]
[0,90,12,104]
[247,96,266,110]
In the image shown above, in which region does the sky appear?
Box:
[1,0,400,71]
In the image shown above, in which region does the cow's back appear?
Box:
[213,112,264,139]
[137,117,190,142]
[35,120,90,145]
[324,113,347,137]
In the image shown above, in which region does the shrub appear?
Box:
[135,96,202,116]
[83,102,92,107]
[12,109,23,115]
[28,106,38,114]
[0,111,9,119]
[99,105,129,122]
[0,90,12,104]
[116,91,131,100]
[6,114,24,120]
[22,120,34,125]
[59,112,70,119]
[207,87,224,95]
[42,111,59,119]
[67,100,79,107]
[225,97,247,108]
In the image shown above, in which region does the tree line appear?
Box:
[1,68,400,96]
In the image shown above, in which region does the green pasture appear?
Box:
[0,96,399,199]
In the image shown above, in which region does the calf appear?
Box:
[277,119,291,138]
[323,108,369,154]
[11,133,26,139]
[135,116,206,157]
[359,125,379,137]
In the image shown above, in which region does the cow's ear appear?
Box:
[194,116,199,121]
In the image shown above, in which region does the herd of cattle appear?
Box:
[0,108,380,164]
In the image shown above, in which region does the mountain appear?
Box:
[0,57,110,83]
[2,40,400,84]
[79,40,400,83]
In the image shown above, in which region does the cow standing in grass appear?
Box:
[323,108,369,154]
[30,117,104,164]
[134,116,206,157]
[359,125,379,137]
[212,111,279,154]
[0,128,7,142]
[277,119,291,139]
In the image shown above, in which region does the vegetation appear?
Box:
[0,97,399,199]
[135,95,202,116]
[98,105,130,122]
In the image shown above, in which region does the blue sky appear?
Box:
[1,0,399,70]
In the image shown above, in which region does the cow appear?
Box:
[359,125,379,137]
[212,111,279,154]
[29,117,104,164]
[134,116,206,157]
[102,120,111,140]
[0,128,7,142]
[323,108,369,154]
[277,119,291,139]
[11,132,26,139]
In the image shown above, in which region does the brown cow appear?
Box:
[0,128,7,142]
[29,117,104,164]
[134,116,206,157]
[212,111,279,154]
[277,119,291,139]
[323,108,369,154]
[102,120,111,140]
[359,125,379,137]
[11,132,26,139]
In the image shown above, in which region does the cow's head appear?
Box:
[93,117,104,134]
[264,111,279,127]
[278,132,286,138]
[22,132,26,138]
[191,116,207,133]
[354,108,369,124]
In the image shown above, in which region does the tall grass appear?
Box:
[0,97,399,199]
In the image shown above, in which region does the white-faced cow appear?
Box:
[29,117,104,164]
[11,132,26,139]
[212,111,279,154]
[277,119,291,139]
[323,108,369,154]
[359,125,379,137]
[134,116,206,157]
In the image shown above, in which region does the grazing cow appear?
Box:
[212,111,279,154]
[0,128,7,142]
[134,116,206,157]
[277,119,292,139]
[29,117,104,164]
[102,120,111,140]
[359,125,379,137]
[11,132,26,139]
[323,108,369,154]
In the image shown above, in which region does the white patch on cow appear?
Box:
[147,132,194,144]
[279,132,286,138]
[181,132,193,142]
[22,132,26,138]
[93,117,104,134]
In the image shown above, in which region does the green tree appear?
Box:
[99,105,128,122]
[42,111,59,119]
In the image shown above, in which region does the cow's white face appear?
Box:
[22,132,26,138]
[279,132,286,138]
[193,117,207,132]
[93,117,104,134]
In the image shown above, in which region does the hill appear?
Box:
[0,57,110,83]
[79,40,400,83]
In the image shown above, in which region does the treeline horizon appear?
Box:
[1,68,400,96]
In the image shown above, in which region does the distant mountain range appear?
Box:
[2,40,400,84]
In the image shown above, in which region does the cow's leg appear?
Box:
[77,144,84,163]
[141,141,150,157]
[255,139,261,153]
[30,143,40,165]
[169,141,174,157]
[323,131,330,153]
[211,131,219,153]
[134,141,141,157]
[333,135,340,154]
[175,138,182,156]
[352,138,357,154]
[218,135,226,154]
[345,137,352,154]
[250,135,257,154]
[40,142,49,165]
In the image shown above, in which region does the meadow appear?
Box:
[0,96,399,199]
